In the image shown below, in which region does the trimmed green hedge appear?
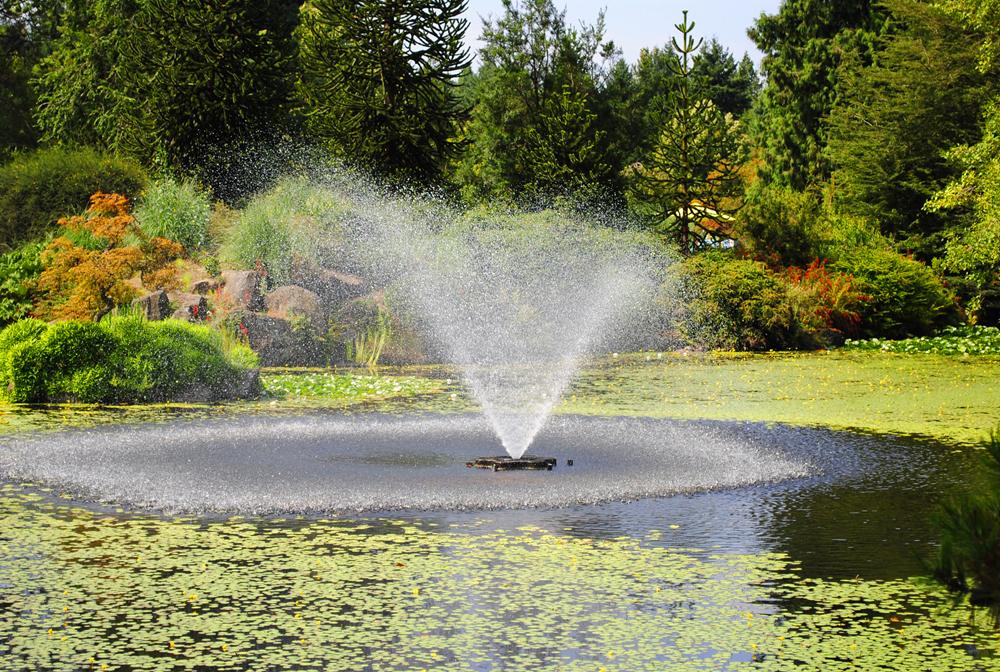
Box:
[0,315,259,404]
[0,147,147,248]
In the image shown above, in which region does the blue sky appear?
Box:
[462,0,782,65]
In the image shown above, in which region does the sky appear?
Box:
[462,0,783,65]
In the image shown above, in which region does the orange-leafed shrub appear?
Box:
[785,259,870,338]
[35,192,183,321]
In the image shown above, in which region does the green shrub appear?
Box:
[0,314,258,404]
[676,251,807,351]
[0,147,147,247]
[0,240,44,326]
[133,178,212,252]
[931,426,1000,626]
[736,185,823,266]
[220,176,350,285]
[831,249,958,339]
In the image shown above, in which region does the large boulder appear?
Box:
[265,285,325,332]
[190,278,220,295]
[132,290,170,321]
[289,258,366,306]
[220,270,264,311]
[168,292,209,322]
[235,312,328,367]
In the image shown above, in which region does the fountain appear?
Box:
[330,179,665,460]
[0,171,817,513]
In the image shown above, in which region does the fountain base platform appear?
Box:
[466,456,557,472]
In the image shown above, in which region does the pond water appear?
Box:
[1,399,997,670]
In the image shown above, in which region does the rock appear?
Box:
[190,278,220,295]
[236,312,327,367]
[289,258,366,306]
[265,285,325,331]
[168,292,209,322]
[132,290,171,321]
[220,270,264,311]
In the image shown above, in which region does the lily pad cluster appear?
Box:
[844,326,1000,355]
[0,484,995,671]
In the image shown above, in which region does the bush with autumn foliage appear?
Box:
[34,192,183,321]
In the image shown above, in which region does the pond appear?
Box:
[1,355,998,671]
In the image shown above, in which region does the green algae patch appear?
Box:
[0,483,995,671]
[262,371,444,402]
[560,351,1000,446]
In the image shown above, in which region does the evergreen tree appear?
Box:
[33,0,297,194]
[452,0,617,201]
[692,39,759,117]
[628,12,746,255]
[0,0,63,158]
[748,0,887,188]
[297,0,471,184]
[826,0,990,258]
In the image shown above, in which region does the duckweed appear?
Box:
[0,483,995,671]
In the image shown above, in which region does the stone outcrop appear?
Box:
[220,270,264,311]
[235,312,328,367]
[265,285,325,332]
[132,290,171,321]
[190,278,220,295]
[289,258,366,306]
[168,292,209,322]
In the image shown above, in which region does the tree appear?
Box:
[297,0,471,184]
[0,0,64,158]
[692,39,759,118]
[748,0,887,188]
[452,0,618,201]
[927,0,1000,323]
[628,12,746,255]
[33,0,297,192]
[35,192,182,321]
[826,0,990,258]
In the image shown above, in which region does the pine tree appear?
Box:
[628,12,746,255]
[297,0,471,184]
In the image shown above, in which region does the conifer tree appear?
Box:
[297,0,471,183]
[629,12,746,255]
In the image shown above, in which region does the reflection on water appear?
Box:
[0,426,996,672]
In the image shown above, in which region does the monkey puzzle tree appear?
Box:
[628,12,746,255]
[297,0,472,184]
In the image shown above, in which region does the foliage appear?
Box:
[0,240,43,327]
[296,0,471,184]
[927,101,1000,324]
[0,313,258,404]
[0,146,147,247]
[452,0,617,201]
[931,426,1000,626]
[831,248,957,339]
[34,192,182,321]
[676,251,804,351]
[133,178,212,252]
[735,184,823,266]
[628,12,747,255]
[219,176,350,285]
[785,260,868,340]
[345,309,392,372]
[33,0,296,191]
[0,0,63,158]
[844,325,1000,356]
[262,371,439,401]
[748,0,887,188]
[826,0,991,258]
[691,39,759,118]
